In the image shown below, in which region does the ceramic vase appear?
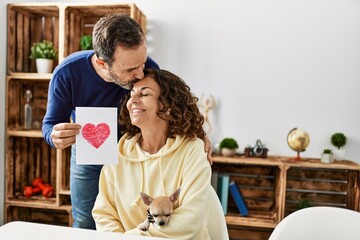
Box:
[334,149,346,161]
[36,58,54,73]
[321,153,334,163]
[221,148,236,157]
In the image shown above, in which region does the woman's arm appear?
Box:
[92,166,126,232]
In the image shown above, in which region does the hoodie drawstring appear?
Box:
[130,162,145,207]
[158,156,166,195]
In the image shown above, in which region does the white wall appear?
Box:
[1,0,360,224]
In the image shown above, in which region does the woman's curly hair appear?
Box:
[119,69,205,139]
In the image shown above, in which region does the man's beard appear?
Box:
[108,70,133,90]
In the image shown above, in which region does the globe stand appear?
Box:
[291,151,302,161]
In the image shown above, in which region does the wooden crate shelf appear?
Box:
[63,3,146,58]
[285,166,359,216]
[6,76,49,131]
[6,204,72,226]
[212,154,360,239]
[5,2,146,226]
[7,3,60,74]
[212,155,285,225]
[6,137,57,200]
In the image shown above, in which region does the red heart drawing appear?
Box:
[82,123,110,149]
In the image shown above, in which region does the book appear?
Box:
[229,181,249,216]
[219,174,230,215]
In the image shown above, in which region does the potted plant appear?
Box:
[321,148,334,163]
[80,35,93,50]
[331,132,347,160]
[219,137,239,157]
[29,40,57,73]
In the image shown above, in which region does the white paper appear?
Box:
[75,107,118,165]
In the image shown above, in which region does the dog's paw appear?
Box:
[138,222,150,231]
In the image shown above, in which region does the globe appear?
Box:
[287,128,310,160]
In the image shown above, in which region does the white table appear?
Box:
[0,221,172,240]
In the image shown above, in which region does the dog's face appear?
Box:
[140,188,181,227]
[149,196,173,226]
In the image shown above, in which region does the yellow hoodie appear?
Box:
[92,133,211,239]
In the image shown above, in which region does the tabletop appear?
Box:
[0,221,173,240]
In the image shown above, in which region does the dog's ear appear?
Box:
[140,192,153,206]
[169,188,181,203]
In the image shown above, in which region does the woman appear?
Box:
[92,69,212,239]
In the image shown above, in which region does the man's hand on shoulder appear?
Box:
[202,134,213,165]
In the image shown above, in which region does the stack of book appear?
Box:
[211,171,248,216]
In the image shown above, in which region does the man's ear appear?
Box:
[169,188,181,203]
[140,192,153,206]
[95,57,107,69]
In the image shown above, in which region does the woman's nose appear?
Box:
[130,94,140,103]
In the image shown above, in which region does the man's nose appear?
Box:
[133,65,145,79]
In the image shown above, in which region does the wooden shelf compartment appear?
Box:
[7,3,60,74]
[6,136,57,202]
[6,76,49,131]
[284,166,360,216]
[227,224,273,240]
[5,204,72,227]
[63,3,146,58]
[212,156,285,228]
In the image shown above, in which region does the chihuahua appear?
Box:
[138,188,181,231]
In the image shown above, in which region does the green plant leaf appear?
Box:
[219,138,239,149]
[331,133,347,149]
[80,35,93,50]
[29,40,57,60]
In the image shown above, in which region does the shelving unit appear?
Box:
[5,2,146,226]
[212,154,360,239]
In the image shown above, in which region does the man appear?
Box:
[42,14,159,229]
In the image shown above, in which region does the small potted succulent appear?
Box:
[219,137,239,157]
[321,148,334,163]
[331,132,347,160]
[29,40,57,73]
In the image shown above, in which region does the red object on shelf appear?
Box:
[23,186,41,198]
[32,178,54,198]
